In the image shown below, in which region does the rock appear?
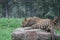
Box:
[54,34,60,40]
[12,27,52,40]
[12,27,60,40]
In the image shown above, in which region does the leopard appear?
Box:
[22,16,40,27]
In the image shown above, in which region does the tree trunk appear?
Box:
[2,2,9,18]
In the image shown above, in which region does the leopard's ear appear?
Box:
[52,16,59,24]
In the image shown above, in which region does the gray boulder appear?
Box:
[11,27,60,40]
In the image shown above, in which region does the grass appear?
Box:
[55,29,60,35]
[0,18,24,40]
[0,28,14,40]
[0,18,60,40]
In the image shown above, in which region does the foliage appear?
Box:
[0,0,60,18]
[55,29,60,34]
[0,18,24,28]
[0,28,14,40]
[0,18,23,40]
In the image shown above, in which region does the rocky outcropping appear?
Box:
[11,27,60,40]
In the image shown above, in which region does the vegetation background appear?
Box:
[0,18,24,40]
[0,0,60,40]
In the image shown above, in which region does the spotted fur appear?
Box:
[22,17,40,27]
[22,16,59,32]
[31,19,54,32]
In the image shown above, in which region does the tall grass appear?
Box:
[0,18,24,40]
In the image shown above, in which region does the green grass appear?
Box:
[55,29,60,35]
[0,18,24,40]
